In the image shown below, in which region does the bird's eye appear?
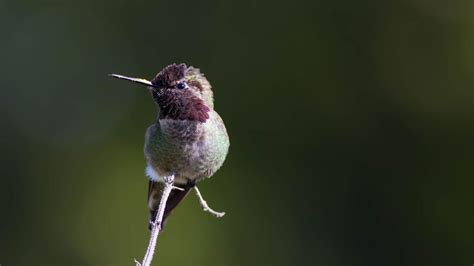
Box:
[176,82,187,90]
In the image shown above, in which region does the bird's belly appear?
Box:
[145,114,229,184]
[146,136,225,184]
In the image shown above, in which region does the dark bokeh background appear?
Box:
[1,0,473,265]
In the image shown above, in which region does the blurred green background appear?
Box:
[1,0,473,265]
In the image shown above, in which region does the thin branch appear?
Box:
[172,186,185,191]
[136,174,175,266]
[193,186,226,218]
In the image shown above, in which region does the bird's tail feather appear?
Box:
[147,180,192,230]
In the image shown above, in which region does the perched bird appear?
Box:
[111,63,230,228]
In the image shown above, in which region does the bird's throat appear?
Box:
[153,90,210,122]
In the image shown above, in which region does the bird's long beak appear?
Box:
[109,74,159,88]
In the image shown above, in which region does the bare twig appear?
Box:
[136,174,175,266]
[193,186,226,218]
[172,186,185,191]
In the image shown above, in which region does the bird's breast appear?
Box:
[144,111,229,183]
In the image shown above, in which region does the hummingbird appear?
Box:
[110,63,230,229]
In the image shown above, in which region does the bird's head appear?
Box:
[111,63,213,122]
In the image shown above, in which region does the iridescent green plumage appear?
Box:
[111,63,229,227]
[145,110,229,184]
[140,64,229,226]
